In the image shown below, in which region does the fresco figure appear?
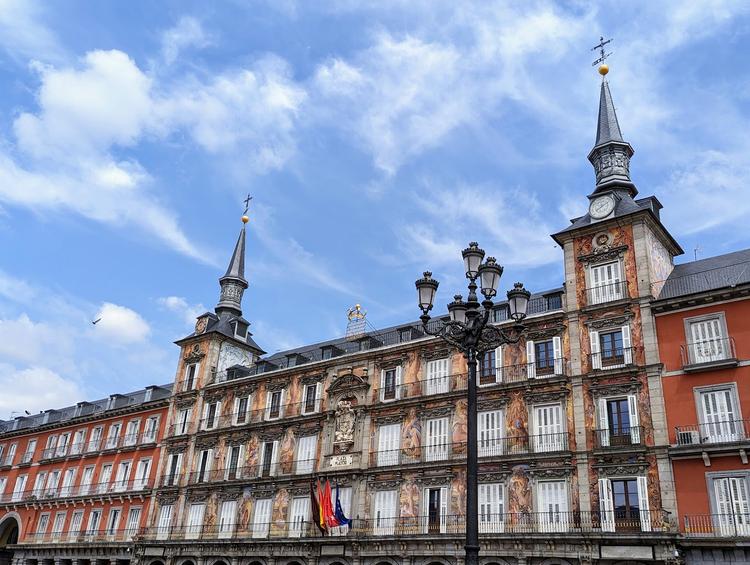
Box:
[402,407,421,461]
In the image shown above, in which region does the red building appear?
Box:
[0,384,171,565]
[653,249,750,563]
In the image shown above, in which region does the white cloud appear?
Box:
[0,314,75,369]
[161,16,210,65]
[93,302,151,344]
[158,296,207,326]
[0,365,84,417]
[0,0,64,63]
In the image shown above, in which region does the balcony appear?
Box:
[196,400,325,434]
[0,478,154,505]
[588,347,634,372]
[186,456,319,486]
[593,426,645,449]
[26,527,141,544]
[680,337,738,372]
[674,419,750,449]
[585,281,629,307]
[684,513,750,537]
[372,434,571,468]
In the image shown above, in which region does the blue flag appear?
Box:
[334,483,352,529]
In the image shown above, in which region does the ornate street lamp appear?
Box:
[415,242,530,565]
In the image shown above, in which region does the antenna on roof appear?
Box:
[694,245,701,261]
[345,304,367,340]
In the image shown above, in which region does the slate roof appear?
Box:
[595,80,624,146]
[657,248,750,301]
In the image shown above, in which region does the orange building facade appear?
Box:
[0,385,171,564]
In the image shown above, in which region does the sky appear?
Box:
[1,0,750,417]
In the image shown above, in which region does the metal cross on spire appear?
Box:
[243,194,253,215]
[591,35,613,67]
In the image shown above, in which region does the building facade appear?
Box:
[1,69,749,565]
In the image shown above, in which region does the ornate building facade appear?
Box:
[1,70,749,565]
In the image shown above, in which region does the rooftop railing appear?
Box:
[680,337,737,368]
[684,513,750,537]
[586,281,629,306]
[674,419,750,447]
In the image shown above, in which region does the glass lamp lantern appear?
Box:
[462,242,485,280]
[447,295,468,324]
[478,257,503,299]
[415,271,439,314]
[507,282,531,321]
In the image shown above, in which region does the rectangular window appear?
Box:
[184,363,198,391]
[70,430,85,455]
[105,423,121,449]
[226,445,244,480]
[55,433,71,457]
[165,453,183,486]
[600,476,651,532]
[87,427,103,452]
[185,503,205,539]
[98,464,113,494]
[22,439,37,463]
[105,508,121,537]
[479,483,504,533]
[296,435,317,475]
[479,350,497,385]
[11,475,27,501]
[377,423,401,466]
[532,404,564,452]
[203,401,220,430]
[79,466,94,496]
[424,417,449,461]
[4,442,17,466]
[425,358,450,395]
[60,468,76,497]
[44,436,57,458]
[177,408,191,435]
[234,396,249,424]
[0,477,6,497]
[597,395,641,446]
[124,420,140,446]
[156,504,173,540]
[86,509,102,538]
[33,472,47,498]
[688,316,729,364]
[260,441,279,478]
[289,496,310,538]
[134,458,151,489]
[125,507,141,540]
[45,470,60,497]
[252,498,272,538]
[266,389,285,420]
[302,383,321,414]
[589,261,623,304]
[712,476,750,536]
[590,326,632,370]
[36,513,50,538]
[423,486,448,534]
[330,486,353,537]
[700,388,741,443]
[537,481,569,533]
[381,368,401,401]
[143,416,159,443]
[535,340,555,376]
[373,490,398,536]
[69,510,84,542]
[478,410,504,457]
[196,449,213,483]
[218,500,237,539]
[114,460,132,493]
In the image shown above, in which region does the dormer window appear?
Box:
[233,321,248,340]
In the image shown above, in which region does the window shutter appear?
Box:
[279,389,286,418]
[440,487,448,533]
[552,336,563,375]
[314,383,322,412]
[395,366,403,399]
[622,325,632,364]
[598,478,615,532]
[495,346,503,383]
[637,476,652,532]
[270,440,280,476]
[598,398,610,447]
[156,505,173,540]
[627,394,641,444]
[478,410,503,457]
[713,478,732,535]
[526,340,536,379]
[589,330,601,370]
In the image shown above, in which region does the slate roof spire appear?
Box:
[215,215,249,317]
[587,65,637,196]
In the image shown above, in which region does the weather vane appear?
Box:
[591,36,613,76]
[241,194,253,224]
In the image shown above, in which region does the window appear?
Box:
[218,500,237,538]
[70,430,85,455]
[423,486,448,533]
[134,458,151,489]
[598,395,640,447]
[289,496,310,538]
[56,433,70,457]
[11,475,27,501]
[479,348,503,385]
[36,513,50,538]
[265,389,285,420]
[45,470,60,497]
[124,420,140,446]
[712,476,750,536]
[33,472,47,498]
[377,423,401,466]
[373,490,398,535]
[302,383,321,414]
[599,476,650,532]
[183,363,198,391]
[425,358,450,395]
[225,445,244,481]
[259,441,279,478]
[202,401,221,430]
[113,461,131,492]
[424,417,449,461]
[0,445,4,462]
[526,337,563,378]
[4,442,16,466]
[98,464,113,494]
[589,260,624,304]
[534,340,555,375]
[105,508,121,538]
[590,326,632,370]
[44,435,57,458]
[142,416,159,443]
[85,509,102,539]
[185,503,205,539]
[87,427,103,452]
[478,410,504,457]
[479,483,504,533]
[234,396,250,425]
[51,511,66,540]
[22,439,37,463]
[105,423,122,449]
[532,404,564,452]
[176,408,191,435]
[125,507,142,540]
[380,367,401,401]
[156,504,173,540]
[687,315,730,364]
[60,468,76,497]
[296,435,317,475]
[699,387,742,443]
[80,466,94,496]
[165,453,183,486]
[69,511,84,542]
[196,449,213,483]
[0,477,6,497]
[252,498,272,538]
[537,481,569,532]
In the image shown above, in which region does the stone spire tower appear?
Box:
[215,217,249,318]
[587,68,636,196]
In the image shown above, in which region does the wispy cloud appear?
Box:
[161,16,211,65]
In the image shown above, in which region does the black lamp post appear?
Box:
[415,242,530,565]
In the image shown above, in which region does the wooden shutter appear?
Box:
[426,418,448,461]
[253,499,272,538]
[495,346,504,383]
[589,330,601,370]
[552,336,563,375]
[637,476,651,532]
[156,505,172,540]
[598,398,610,447]
[377,423,400,466]
[526,340,536,379]
[290,497,309,537]
[296,435,317,475]
[628,394,641,444]
[538,481,568,532]
[534,404,563,452]
[479,483,504,533]
[395,366,403,399]
[314,382,322,412]
[478,410,503,457]
[622,325,632,364]
[598,478,615,532]
[374,490,397,535]
[701,389,738,442]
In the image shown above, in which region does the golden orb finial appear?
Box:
[241,215,249,224]
[598,63,609,76]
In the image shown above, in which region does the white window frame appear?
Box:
[69,510,84,542]
[531,403,564,453]
[709,473,750,536]
[425,358,450,395]
[373,489,398,536]
[218,500,237,539]
[296,434,318,475]
[156,504,173,540]
[125,506,142,540]
[185,503,205,540]
[202,401,221,431]
[265,389,285,421]
[588,260,624,304]
[87,426,103,452]
[377,423,401,467]
[233,395,251,425]
[124,419,140,446]
[252,498,272,538]
[289,496,310,538]
[479,482,505,533]
[176,408,191,435]
[301,382,322,415]
[478,409,504,457]
[380,366,403,401]
[142,415,159,443]
[259,441,279,478]
[424,417,449,462]
[183,362,199,391]
[684,312,730,364]
[11,474,27,501]
[536,480,569,533]
[695,384,743,443]
[421,486,448,534]
[597,395,641,447]
[105,422,122,450]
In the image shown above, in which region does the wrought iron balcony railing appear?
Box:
[586,281,629,306]
[0,478,154,504]
[196,399,324,433]
[186,457,319,485]
[588,347,634,371]
[684,513,750,537]
[674,419,750,447]
[680,337,737,369]
[25,526,142,544]
[593,426,645,449]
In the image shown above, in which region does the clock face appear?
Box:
[589,195,615,219]
[217,343,253,372]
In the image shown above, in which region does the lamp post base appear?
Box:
[465,543,480,565]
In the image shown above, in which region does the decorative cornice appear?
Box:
[577,244,628,265]
[266,379,291,392]
[195,437,219,450]
[377,355,409,370]
[417,475,453,487]
[368,479,402,490]
[183,343,206,364]
[478,398,507,411]
[300,374,325,386]
[594,462,649,476]
[589,379,641,398]
[327,373,369,396]
[373,413,404,426]
[526,324,566,341]
[420,406,453,419]
[585,311,633,329]
[523,388,569,404]
[420,347,452,361]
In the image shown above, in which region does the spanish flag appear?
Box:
[310,481,325,534]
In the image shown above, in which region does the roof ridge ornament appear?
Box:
[591,35,613,77]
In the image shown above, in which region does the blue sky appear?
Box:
[1,0,750,416]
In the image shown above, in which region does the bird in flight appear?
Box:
[92,318,102,325]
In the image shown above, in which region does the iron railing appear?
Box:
[680,337,736,367]
[674,419,750,446]
[0,478,154,504]
[24,526,142,544]
[586,281,629,306]
[589,347,634,371]
[186,457,318,484]
[197,399,324,432]
[684,513,750,537]
[593,426,644,449]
